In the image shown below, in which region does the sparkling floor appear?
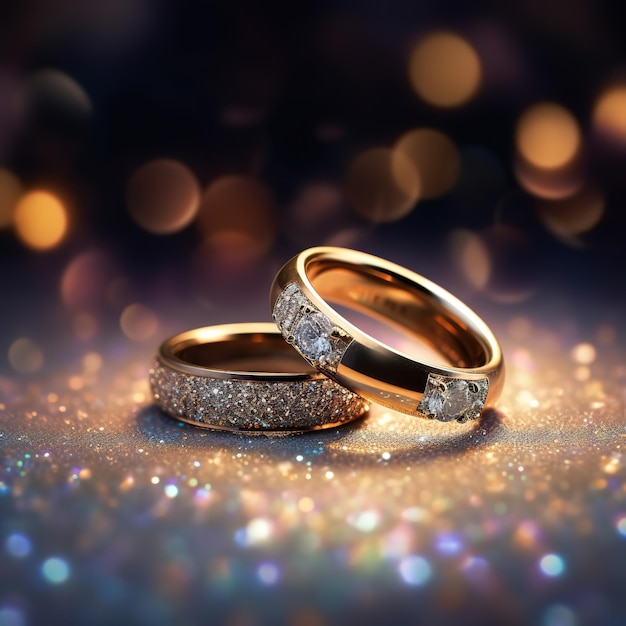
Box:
[1,307,626,625]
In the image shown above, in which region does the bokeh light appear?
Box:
[287,182,345,245]
[6,533,32,558]
[164,484,179,498]
[345,148,420,222]
[571,342,596,365]
[61,250,117,311]
[72,313,99,342]
[542,604,577,626]
[398,555,432,586]
[41,557,70,584]
[537,188,604,241]
[23,68,93,143]
[13,191,68,250]
[257,562,280,585]
[235,518,273,547]
[197,175,276,264]
[471,225,536,303]
[513,521,541,548]
[447,229,490,290]
[0,168,22,228]
[82,352,102,373]
[348,510,380,532]
[394,128,460,199]
[514,157,584,200]
[0,607,25,626]
[8,338,44,374]
[127,159,200,234]
[516,103,581,169]
[539,554,565,577]
[27,69,93,132]
[120,304,158,342]
[593,84,626,143]
[408,32,482,108]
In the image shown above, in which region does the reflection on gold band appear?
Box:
[271,247,504,422]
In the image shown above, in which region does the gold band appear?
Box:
[149,323,368,432]
[270,247,504,422]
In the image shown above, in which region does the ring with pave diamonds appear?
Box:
[270,247,504,423]
[149,323,368,432]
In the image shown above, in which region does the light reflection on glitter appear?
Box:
[461,556,490,581]
[0,607,25,626]
[435,534,462,556]
[542,604,577,626]
[194,488,211,505]
[5,533,31,558]
[237,518,272,546]
[164,484,179,498]
[398,555,432,586]
[539,554,565,577]
[616,516,626,537]
[382,525,413,559]
[400,509,425,527]
[41,557,70,584]
[514,521,541,549]
[298,497,315,513]
[570,343,596,365]
[348,510,380,533]
[257,562,280,585]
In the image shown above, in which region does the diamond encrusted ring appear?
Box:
[270,247,504,423]
[150,323,368,432]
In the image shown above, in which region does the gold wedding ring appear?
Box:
[270,247,504,422]
[150,323,368,432]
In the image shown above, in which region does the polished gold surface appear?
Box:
[271,247,504,420]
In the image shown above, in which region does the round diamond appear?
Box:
[442,381,472,419]
[429,380,471,422]
[294,312,333,361]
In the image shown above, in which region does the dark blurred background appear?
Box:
[1,0,626,374]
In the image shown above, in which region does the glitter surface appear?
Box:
[2,312,626,625]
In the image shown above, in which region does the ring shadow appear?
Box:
[135,404,507,468]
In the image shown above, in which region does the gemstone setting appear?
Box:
[418,373,489,423]
[272,283,352,373]
[149,359,367,431]
[293,312,333,360]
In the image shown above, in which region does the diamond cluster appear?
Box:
[272,283,352,373]
[418,373,489,423]
[149,360,367,432]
